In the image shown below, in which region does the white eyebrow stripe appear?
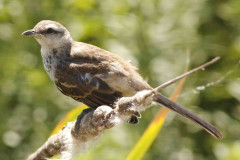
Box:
[45,24,59,30]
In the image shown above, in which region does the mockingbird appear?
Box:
[22,20,222,138]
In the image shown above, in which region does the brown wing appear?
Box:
[54,41,150,108]
[55,72,122,109]
[70,42,151,94]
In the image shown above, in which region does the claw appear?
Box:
[133,111,141,118]
[128,115,139,124]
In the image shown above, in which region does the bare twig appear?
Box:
[27,57,221,160]
[154,57,220,91]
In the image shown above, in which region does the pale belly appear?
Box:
[42,56,56,81]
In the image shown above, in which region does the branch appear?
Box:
[27,90,154,160]
[27,57,220,160]
[154,56,220,91]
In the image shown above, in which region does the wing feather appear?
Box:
[54,42,149,108]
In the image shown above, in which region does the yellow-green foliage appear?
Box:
[0,0,239,160]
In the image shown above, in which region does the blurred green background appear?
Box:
[0,0,240,159]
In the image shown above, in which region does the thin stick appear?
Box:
[154,56,221,91]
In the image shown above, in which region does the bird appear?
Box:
[22,20,222,139]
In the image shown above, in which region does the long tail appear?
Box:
[153,93,223,139]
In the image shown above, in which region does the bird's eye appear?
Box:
[46,28,55,34]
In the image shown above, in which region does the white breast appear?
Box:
[41,47,56,81]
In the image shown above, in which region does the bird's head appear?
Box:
[22,20,72,48]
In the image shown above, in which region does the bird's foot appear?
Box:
[116,90,154,124]
[116,97,142,124]
[75,108,94,134]
[127,114,139,124]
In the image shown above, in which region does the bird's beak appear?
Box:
[22,29,38,36]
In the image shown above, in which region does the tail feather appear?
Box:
[154,93,223,139]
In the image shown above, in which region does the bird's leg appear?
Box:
[75,108,94,134]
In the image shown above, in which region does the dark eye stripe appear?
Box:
[40,28,62,34]
[46,28,55,34]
